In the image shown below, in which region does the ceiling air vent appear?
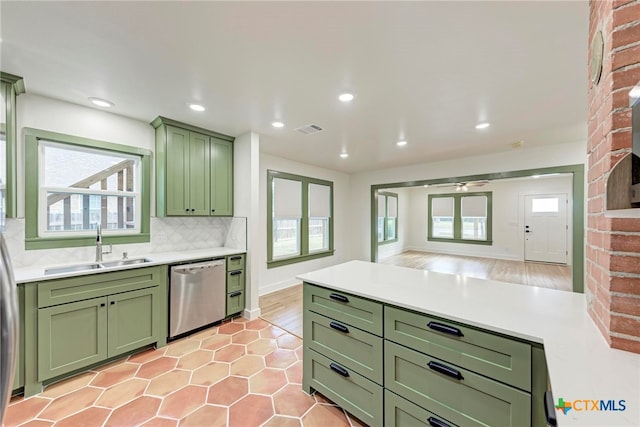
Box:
[295,124,324,135]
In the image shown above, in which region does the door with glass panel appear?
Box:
[524,194,568,264]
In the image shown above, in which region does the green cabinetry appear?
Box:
[153,116,233,217]
[226,254,245,317]
[23,265,167,397]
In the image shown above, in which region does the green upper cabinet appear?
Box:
[152,117,234,217]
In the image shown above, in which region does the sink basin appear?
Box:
[45,263,103,275]
[100,258,152,268]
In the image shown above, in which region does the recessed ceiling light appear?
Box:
[340,153,349,159]
[189,104,205,112]
[532,175,540,179]
[475,122,490,129]
[396,140,407,147]
[423,184,429,187]
[89,97,113,108]
[272,121,284,128]
[338,92,354,102]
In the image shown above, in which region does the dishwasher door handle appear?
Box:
[172,260,225,274]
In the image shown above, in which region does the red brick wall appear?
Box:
[587,0,640,354]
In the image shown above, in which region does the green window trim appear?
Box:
[1,72,25,219]
[267,170,334,269]
[427,192,493,245]
[24,128,151,250]
[377,192,398,245]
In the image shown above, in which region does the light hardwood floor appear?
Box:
[259,251,572,338]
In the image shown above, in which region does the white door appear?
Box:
[524,194,568,264]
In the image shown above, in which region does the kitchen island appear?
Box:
[298,260,640,426]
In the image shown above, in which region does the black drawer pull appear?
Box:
[229,256,242,261]
[100,303,106,307]
[544,391,557,426]
[229,291,242,298]
[427,321,464,337]
[428,417,451,427]
[329,363,349,377]
[329,321,349,334]
[427,361,464,380]
[329,293,349,303]
[230,271,242,276]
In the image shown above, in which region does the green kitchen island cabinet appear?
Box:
[225,254,246,317]
[22,265,167,397]
[152,116,233,217]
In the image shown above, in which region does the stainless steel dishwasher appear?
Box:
[169,258,226,339]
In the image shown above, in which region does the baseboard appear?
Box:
[259,278,301,296]
[243,307,261,320]
[403,246,522,262]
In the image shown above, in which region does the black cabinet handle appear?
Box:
[329,363,349,377]
[229,291,242,298]
[544,391,557,426]
[100,303,106,307]
[329,293,349,303]
[230,256,242,261]
[427,361,464,380]
[329,321,349,334]
[110,301,115,305]
[428,417,451,427]
[191,208,195,212]
[185,208,189,212]
[230,271,242,276]
[211,209,216,213]
[427,321,464,337]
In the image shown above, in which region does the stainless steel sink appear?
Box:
[44,263,103,275]
[100,258,152,268]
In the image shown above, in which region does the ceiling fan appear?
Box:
[430,180,490,191]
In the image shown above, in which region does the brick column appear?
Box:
[586,0,640,354]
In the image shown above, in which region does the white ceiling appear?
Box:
[0,1,589,174]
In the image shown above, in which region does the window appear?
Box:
[25,128,151,249]
[267,170,333,268]
[377,192,398,244]
[531,197,559,213]
[428,192,492,245]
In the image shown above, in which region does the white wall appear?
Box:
[349,142,587,261]
[259,153,350,295]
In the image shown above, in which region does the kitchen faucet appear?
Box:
[95,224,112,262]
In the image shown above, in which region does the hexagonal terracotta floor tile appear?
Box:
[265,348,297,369]
[273,384,315,417]
[177,349,213,370]
[230,355,265,377]
[165,338,200,357]
[17,421,53,427]
[136,356,179,379]
[141,417,178,427]
[245,318,271,330]
[277,334,303,350]
[263,415,302,427]
[247,338,277,356]
[207,376,249,406]
[228,394,274,427]
[201,334,232,351]
[128,347,166,364]
[188,326,218,341]
[214,344,246,362]
[96,378,149,409]
[39,387,102,421]
[55,406,111,427]
[90,362,139,387]
[286,361,303,384]
[105,396,162,426]
[295,346,303,360]
[4,397,51,426]
[180,405,228,427]
[231,329,260,344]
[158,385,208,419]
[260,325,287,339]
[190,362,230,386]
[146,370,191,397]
[249,368,287,394]
[218,321,245,335]
[302,404,350,426]
[41,371,96,398]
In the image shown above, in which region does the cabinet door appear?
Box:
[188,132,211,216]
[165,126,191,216]
[210,138,233,216]
[38,297,107,381]
[226,291,245,317]
[107,287,158,357]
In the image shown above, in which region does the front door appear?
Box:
[524,194,568,264]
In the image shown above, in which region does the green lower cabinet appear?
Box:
[304,348,383,427]
[38,297,108,381]
[226,291,244,317]
[107,287,159,356]
[385,341,531,426]
[385,390,458,427]
[226,270,244,293]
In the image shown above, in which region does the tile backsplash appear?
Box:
[5,216,245,269]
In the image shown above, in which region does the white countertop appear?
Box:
[13,247,245,284]
[297,260,640,426]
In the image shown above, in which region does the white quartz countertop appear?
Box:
[297,260,640,426]
[13,247,245,284]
